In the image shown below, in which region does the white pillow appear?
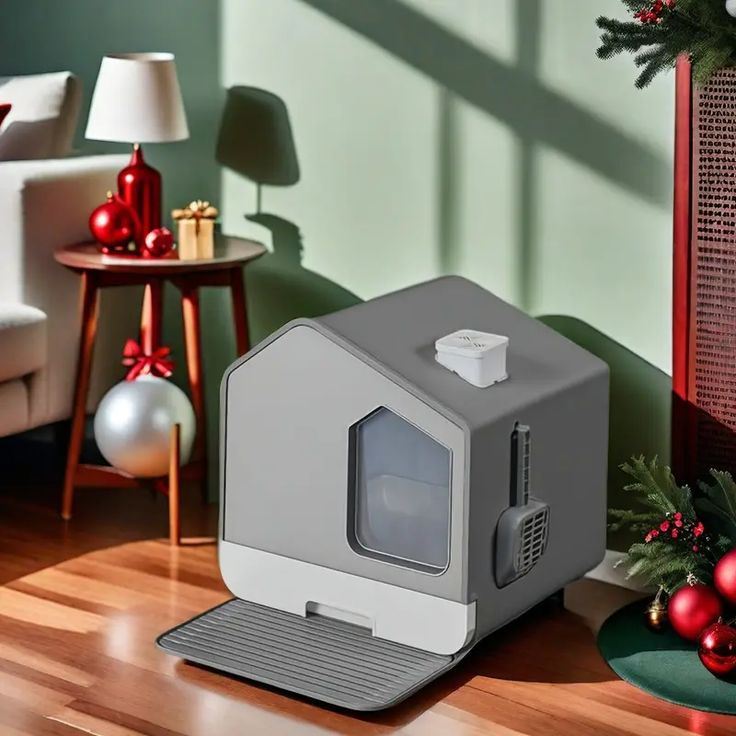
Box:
[0,72,81,161]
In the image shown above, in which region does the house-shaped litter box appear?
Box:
[158,276,609,711]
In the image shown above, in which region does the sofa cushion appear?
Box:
[0,303,47,382]
[0,72,81,161]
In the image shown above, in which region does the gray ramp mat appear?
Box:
[157,598,463,711]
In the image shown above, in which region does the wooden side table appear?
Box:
[55,235,266,531]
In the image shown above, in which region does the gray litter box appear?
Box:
[157,275,609,711]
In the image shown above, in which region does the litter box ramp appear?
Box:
[157,591,566,712]
[157,598,469,711]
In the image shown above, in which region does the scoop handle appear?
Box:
[510,423,530,507]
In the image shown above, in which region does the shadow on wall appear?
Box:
[244,213,361,343]
[216,85,361,342]
[539,315,671,552]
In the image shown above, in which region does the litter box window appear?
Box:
[348,407,451,573]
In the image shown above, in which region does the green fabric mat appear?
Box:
[598,600,736,714]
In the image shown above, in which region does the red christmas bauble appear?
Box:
[89,192,140,251]
[698,621,736,677]
[668,583,723,641]
[714,548,736,606]
[143,227,174,258]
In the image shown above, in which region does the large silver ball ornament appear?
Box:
[728,0,736,18]
[94,375,195,477]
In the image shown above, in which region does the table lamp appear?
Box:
[86,53,189,252]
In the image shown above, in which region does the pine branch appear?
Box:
[636,48,679,88]
[610,455,733,593]
[619,456,694,517]
[622,540,713,594]
[597,17,655,35]
[702,470,736,519]
[695,470,736,544]
[608,508,659,532]
[634,46,670,67]
[596,0,736,87]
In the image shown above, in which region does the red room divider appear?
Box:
[672,56,736,482]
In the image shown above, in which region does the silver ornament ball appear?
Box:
[94,375,195,477]
[727,0,736,18]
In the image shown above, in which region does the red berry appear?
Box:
[660,521,670,532]
[672,529,679,538]
[674,512,682,520]
[693,545,699,552]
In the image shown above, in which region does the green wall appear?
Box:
[0,0,227,495]
[0,0,221,213]
[222,0,674,515]
[1,1,674,516]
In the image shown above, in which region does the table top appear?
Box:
[55,233,266,275]
[2,538,721,735]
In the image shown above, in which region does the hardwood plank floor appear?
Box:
[1,434,735,734]
[0,429,218,584]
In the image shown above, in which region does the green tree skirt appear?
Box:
[598,601,736,714]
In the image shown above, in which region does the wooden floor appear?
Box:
[1,437,735,734]
[0,430,218,584]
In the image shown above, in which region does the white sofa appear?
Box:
[0,73,139,438]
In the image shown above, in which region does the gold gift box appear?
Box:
[172,200,218,260]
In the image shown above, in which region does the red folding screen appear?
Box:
[672,56,736,481]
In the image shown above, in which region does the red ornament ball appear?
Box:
[714,548,736,606]
[668,583,723,641]
[143,227,175,258]
[698,621,736,677]
[89,192,139,251]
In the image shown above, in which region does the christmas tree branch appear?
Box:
[596,0,736,87]
[610,456,734,593]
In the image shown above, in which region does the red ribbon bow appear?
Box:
[122,339,174,381]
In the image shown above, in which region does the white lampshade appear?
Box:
[86,52,189,144]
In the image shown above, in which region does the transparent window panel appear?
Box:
[350,407,451,572]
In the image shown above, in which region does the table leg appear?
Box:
[229,266,250,356]
[61,271,100,520]
[140,281,163,353]
[169,423,181,545]
[181,286,208,502]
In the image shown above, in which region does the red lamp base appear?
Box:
[118,143,162,253]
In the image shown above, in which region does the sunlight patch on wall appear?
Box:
[535,143,672,375]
